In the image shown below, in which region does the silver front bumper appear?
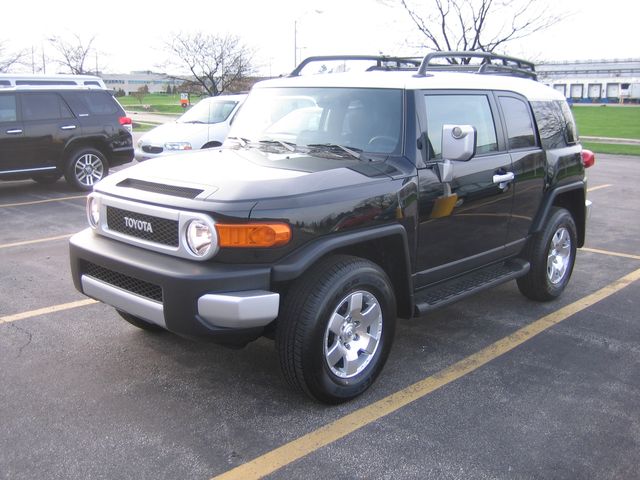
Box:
[81,275,279,330]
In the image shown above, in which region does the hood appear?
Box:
[139,122,209,146]
[98,147,394,203]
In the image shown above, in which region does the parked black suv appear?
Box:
[0,86,133,190]
[69,53,594,403]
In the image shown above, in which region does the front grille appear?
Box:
[84,262,163,302]
[117,178,204,199]
[106,206,179,247]
[142,145,163,154]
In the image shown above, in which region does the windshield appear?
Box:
[228,87,403,154]
[178,98,238,124]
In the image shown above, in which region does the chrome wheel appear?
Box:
[74,153,104,187]
[547,226,572,285]
[323,290,383,379]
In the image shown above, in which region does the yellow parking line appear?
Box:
[0,299,98,325]
[587,184,612,193]
[0,195,85,208]
[0,234,73,250]
[212,267,640,480]
[581,247,640,261]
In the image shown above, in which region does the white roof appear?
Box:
[256,71,565,102]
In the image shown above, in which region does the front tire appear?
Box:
[64,148,109,191]
[276,255,396,404]
[517,207,577,301]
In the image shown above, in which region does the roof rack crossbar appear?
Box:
[416,51,537,80]
[290,55,421,77]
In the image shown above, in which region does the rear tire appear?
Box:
[64,148,108,191]
[276,255,396,404]
[116,310,164,332]
[517,207,577,301]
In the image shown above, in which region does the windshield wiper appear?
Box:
[182,120,205,124]
[257,139,296,152]
[226,136,250,147]
[307,143,362,160]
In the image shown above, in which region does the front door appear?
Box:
[0,92,28,173]
[415,92,514,287]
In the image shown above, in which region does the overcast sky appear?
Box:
[3,0,637,76]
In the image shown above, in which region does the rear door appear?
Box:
[495,93,546,248]
[20,92,77,169]
[415,91,514,286]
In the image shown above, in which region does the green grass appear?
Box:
[572,105,640,139]
[581,142,640,156]
[119,93,205,114]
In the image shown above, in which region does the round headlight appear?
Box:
[86,195,100,228]
[186,220,212,257]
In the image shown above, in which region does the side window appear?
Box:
[21,93,73,121]
[531,101,566,150]
[0,94,17,122]
[78,91,119,115]
[499,96,537,149]
[424,94,498,159]
[558,100,578,144]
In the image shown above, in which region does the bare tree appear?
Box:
[0,40,26,73]
[398,0,563,58]
[49,33,96,74]
[165,32,254,96]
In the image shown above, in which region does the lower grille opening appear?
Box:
[84,262,163,303]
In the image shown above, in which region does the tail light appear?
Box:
[119,116,133,133]
[581,149,595,168]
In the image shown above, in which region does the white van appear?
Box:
[0,73,107,89]
[135,93,247,161]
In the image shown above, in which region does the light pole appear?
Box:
[293,9,323,69]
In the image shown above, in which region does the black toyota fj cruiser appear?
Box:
[69,52,594,403]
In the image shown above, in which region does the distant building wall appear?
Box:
[537,59,640,103]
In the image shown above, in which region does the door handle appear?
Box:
[493,172,514,190]
[6,129,23,134]
[61,125,77,130]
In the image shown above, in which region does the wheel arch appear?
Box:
[272,224,414,319]
[62,137,110,168]
[531,182,586,247]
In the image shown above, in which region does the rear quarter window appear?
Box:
[531,101,568,150]
[75,91,121,115]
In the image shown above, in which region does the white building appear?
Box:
[537,59,640,103]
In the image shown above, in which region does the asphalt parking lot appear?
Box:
[1,154,639,480]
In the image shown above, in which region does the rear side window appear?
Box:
[531,101,567,150]
[77,91,120,115]
[499,96,536,149]
[21,93,74,121]
[0,94,17,122]
[424,94,498,159]
[558,100,578,144]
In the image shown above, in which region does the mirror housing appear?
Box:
[441,124,476,162]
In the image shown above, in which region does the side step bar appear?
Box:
[413,258,530,317]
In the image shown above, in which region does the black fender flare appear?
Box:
[531,180,587,245]
[271,224,415,315]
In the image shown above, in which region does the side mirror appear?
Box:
[441,124,476,162]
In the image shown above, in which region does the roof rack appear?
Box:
[289,55,421,77]
[415,51,537,80]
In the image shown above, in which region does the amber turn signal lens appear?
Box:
[215,223,291,248]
